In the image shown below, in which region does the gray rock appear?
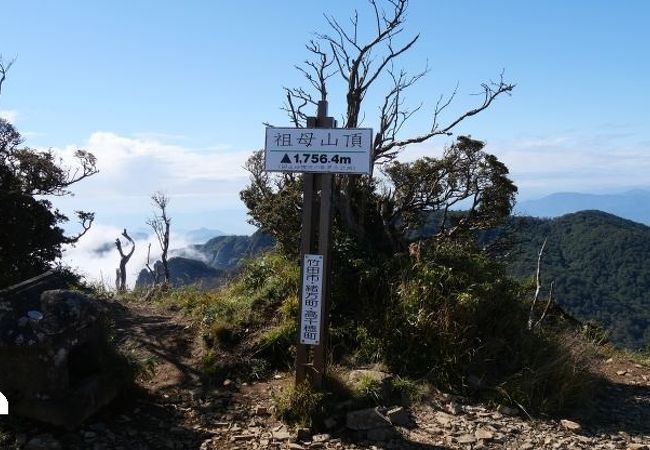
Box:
[434,411,455,426]
[313,434,331,442]
[456,434,477,444]
[296,427,311,442]
[560,419,582,433]
[272,430,292,440]
[386,406,409,426]
[475,427,495,440]
[367,427,397,441]
[346,407,391,431]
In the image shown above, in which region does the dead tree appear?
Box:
[528,238,556,330]
[534,281,554,329]
[146,192,171,287]
[278,0,515,241]
[114,229,135,291]
[144,243,157,283]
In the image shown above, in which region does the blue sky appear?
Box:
[1,1,649,281]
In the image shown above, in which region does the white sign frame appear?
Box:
[300,254,324,345]
[264,127,373,175]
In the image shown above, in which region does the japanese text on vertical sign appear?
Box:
[300,254,323,345]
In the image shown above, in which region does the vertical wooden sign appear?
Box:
[263,100,371,389]
[294,101,335,388]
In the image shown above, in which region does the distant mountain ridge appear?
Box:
[135,230,274,289]
[135,257,225,289]
[515,190,650,225]
[191,231,273,271]
[182,227,225,244]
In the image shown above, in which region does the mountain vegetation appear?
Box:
[1,1,632,434]
[0,60,97,288]
[505,210,650,350]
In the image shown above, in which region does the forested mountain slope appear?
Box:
[506,210,650,349]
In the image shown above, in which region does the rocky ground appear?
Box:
[1,301,649,450]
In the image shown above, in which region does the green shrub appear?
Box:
[373,240,596,413]
[351,373,384,406]
[273,381,325,427]
[390,376,431,404]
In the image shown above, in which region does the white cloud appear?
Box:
[58,131,250,181]
[392,130,650,199]
[0,109,18,123]
[48,131,254,223]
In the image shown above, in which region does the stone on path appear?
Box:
[560,419,582,433]
[456,434,477,444]
[475,427,495,440]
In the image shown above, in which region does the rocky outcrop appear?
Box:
[0,271,123,429]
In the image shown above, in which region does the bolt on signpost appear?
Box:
[264,101,372,389]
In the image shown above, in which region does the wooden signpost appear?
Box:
[264,100,372,389]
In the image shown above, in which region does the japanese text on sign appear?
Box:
[300,254,324,345]
[264,127,373,175]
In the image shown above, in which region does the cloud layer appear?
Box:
[0,109,18,123]
[400,128,650,199]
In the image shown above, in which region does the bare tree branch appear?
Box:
[282,41,335,126]
[0,55,16,98]
[534,280,555,329]
[528,237,548,330]
[64,211,95,244]
[378,75,515,157]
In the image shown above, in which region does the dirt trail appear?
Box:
[2,301,650,450]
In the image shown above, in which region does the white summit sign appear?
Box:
[264,127,373,175]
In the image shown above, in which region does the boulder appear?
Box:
[0,271,123,429]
